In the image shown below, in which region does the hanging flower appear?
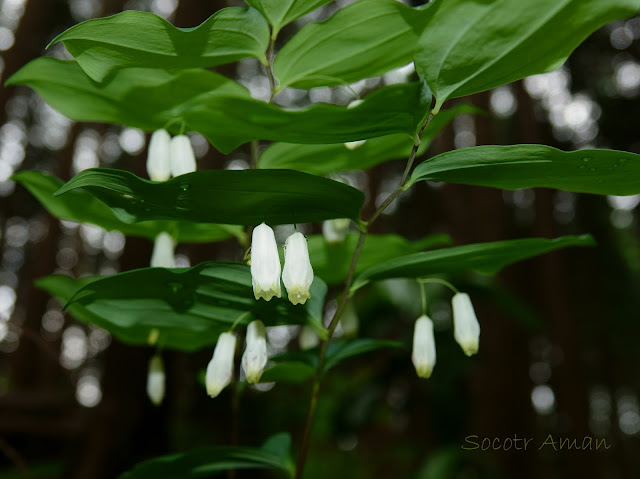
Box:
[250,223,281,301]
[452,292,480,356]
[169,134,196,177]
[299,325,319,350]
[411,315,436,378]
[205,332,237,398]
[282,232,314,305]
[242,320,268,384]
[146,354,165,406]
[146,129,171,182]
[322,218,350,244]
[150,232,175,268]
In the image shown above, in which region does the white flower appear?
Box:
[146,129,171,181]
[452,292,480,356]
[150,232,175,268]
[205,332,237,398]
[169,134,196,177]
[241,320,268,384]
[250,223,281,301]
[299,325,319,350]
[146,354,165,406]
[282,232,314,305]
[322,218,350,244]
[411,315,436,378]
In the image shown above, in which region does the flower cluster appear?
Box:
[146,129,196,181]
[205,320,268,398]
[412,292,480,379]
[250,223,314,305]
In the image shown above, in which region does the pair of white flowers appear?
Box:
[205,320,268,397]
[146,129,197,181]
[412,292,481,378]
[251,223,314,306]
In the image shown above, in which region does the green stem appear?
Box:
[265,38,276,102]
[418,277,459,294]
[294,112,436,479]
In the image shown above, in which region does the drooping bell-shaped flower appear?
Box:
[169,134,196,177]
[241,320,268,384]
[411,315,436,378]
[282,232,314,305]
[322,218,350,244]
[146,354,165,405]
[299,325,319,350]
[150,232,175,268]
[250,223,281,301]
[146,129,171,181]
[205,332,237,398]
[452,292,480,356]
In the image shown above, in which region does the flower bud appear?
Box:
[146,354,165,406]
[146,129,171,181]
[169,135,196,177]
[250,223,281,301]
[205,332,237,398]
[322,218,350,244]
[411,315,436,378]
[452,292,480,356]
[282,232,314,305]
[299,325,319,350]
[150,232,175,268]
[241,320,268,384]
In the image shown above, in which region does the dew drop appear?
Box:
[179,184,191,192]
[582,157,591,162]
[122,193,134,200]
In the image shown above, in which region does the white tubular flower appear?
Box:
[411,315,436,378]
[322,218,350,244]
[205,332,237,398]
[150,232,176,268]
[169,134,196,177]
[299,325,319,350]
[452,292,480,356]
[241,320,268,384]
[250,223,281,301]
[146,129,171,181]
[146,354,165,406]
[282,232,314,305]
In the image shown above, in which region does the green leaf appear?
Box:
[259,361,315,383]
[12,170,242,243]
[245,0,332,38]
[351,235,596,291]
[119,435,293,478]
[258,104,479,175]
[323,338,403,372]
[37,262,327,351]
[6,58,430,153]
[416,0,640,111]
[273,0,435,89]
[50,8,270,82]
[55,168,365,225]
[308,233,452,285]
[408,145,640,196]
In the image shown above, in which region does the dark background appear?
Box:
[1,1,640,478]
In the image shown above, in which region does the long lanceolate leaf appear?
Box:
[408,145,640,196]
[6,58,430,153]
[351,236,596,291]
[12,170,242,243]
[38,263,328,352]
[55,168,365,225]
[416,0,640,111]
[49,8,270,81]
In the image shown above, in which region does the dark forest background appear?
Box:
[1,1,640,478]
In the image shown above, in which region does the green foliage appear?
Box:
[6,59,430,153]
[55,168,365,225]
[273,0,435,89]
[245,0,333,38]
[49,8,270,82]
[258,104,479,175]
[37,263,328,351]
[352,235,596,291]
[119,433,294,478]
[12,170,242,243]
[416,0,640,111]
[409,145,640,195]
